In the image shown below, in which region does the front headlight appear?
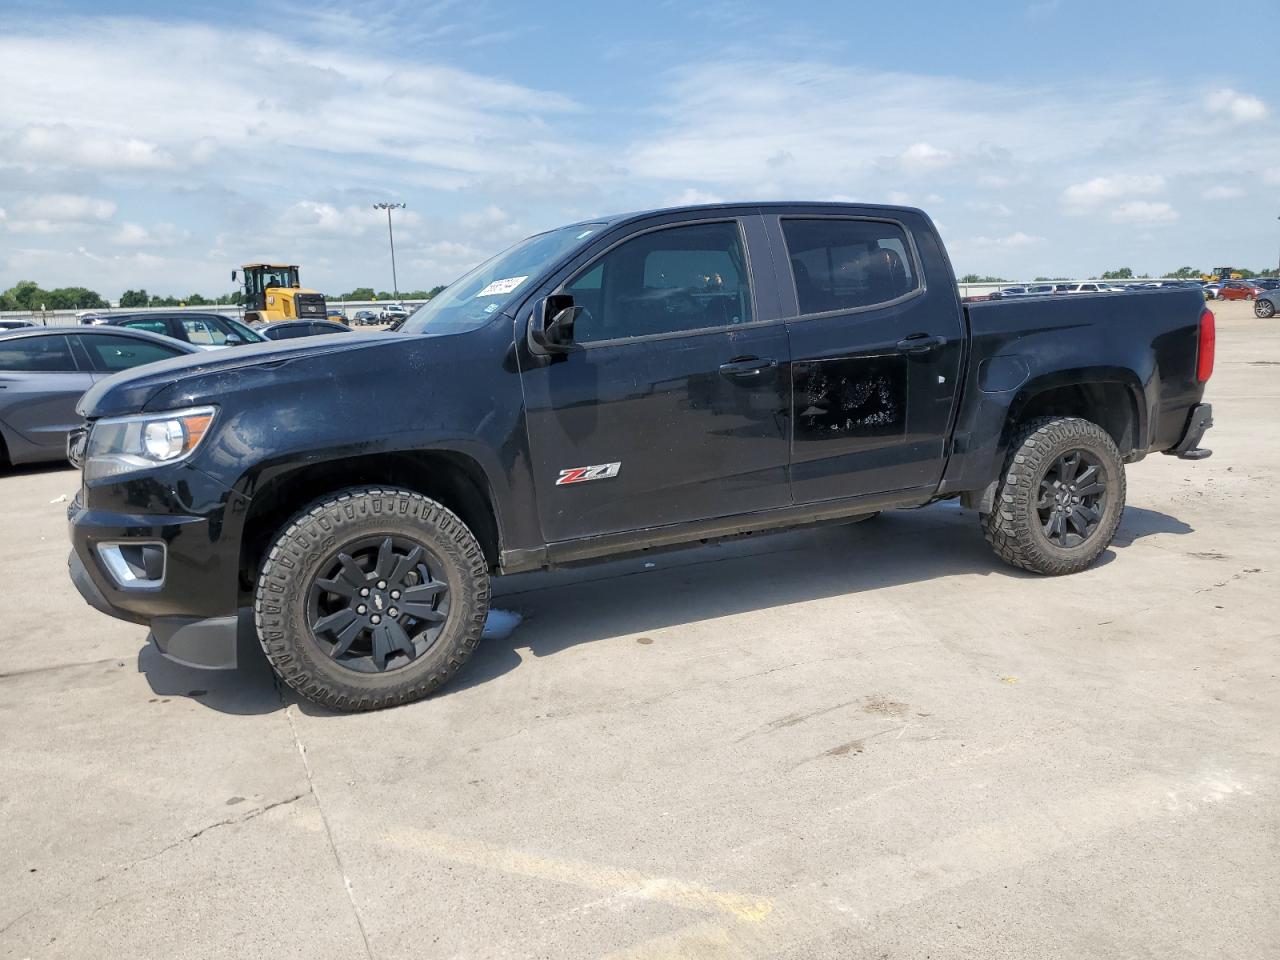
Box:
[84,406,216,481]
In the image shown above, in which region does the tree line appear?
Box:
[2,281,449,312]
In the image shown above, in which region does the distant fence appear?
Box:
[0,299,429,325]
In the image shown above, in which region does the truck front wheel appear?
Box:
[981,417,1126,576]
[254,487,490,711]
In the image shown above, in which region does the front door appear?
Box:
[520,217,791,543]
[768,214,964,504]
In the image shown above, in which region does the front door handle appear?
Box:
[719,357,777,378]
[896,334,947,355]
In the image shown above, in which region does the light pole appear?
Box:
[373,202,406,299]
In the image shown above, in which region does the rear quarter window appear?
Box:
[781,218,919,315]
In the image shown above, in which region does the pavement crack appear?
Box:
[0,656,127,681]
[0,791,308,938]
[281,693,377,960]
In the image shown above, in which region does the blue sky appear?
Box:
[1,0,1277,297]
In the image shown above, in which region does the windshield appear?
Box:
[400,222,606,334]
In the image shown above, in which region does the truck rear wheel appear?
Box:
[254,487,490,711]
[981,417,1126,576]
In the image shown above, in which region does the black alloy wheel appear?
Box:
[1035,450,1107,548]
[306,535,451,673]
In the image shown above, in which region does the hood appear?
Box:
[77,332,409,418]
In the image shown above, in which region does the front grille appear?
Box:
[296,293,326,317]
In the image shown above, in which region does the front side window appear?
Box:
[564,221,752,343]
[78,334,183,371]
[0,335,77,372]
[782,218,919,315]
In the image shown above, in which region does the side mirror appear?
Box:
[231,269,238,283]
[225,334,243,347]
[528,294,581,355]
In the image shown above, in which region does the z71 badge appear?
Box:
[556,462,622,485]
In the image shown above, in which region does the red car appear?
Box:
[1217,280,1264,301]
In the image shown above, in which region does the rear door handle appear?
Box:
[896,334,947,355]
[719,357,777,378]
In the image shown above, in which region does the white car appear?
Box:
[379,304,411,321]
[1062,282,1119,294]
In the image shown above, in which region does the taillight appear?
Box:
[1197,308,1215,382]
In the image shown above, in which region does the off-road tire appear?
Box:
[981,417,1126,576]
[254,487,489,711]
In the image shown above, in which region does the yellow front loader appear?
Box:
[234,264,327,324]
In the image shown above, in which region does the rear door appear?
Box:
[764,211,965,504]
[520,213,791,542]
[0,334,95,456]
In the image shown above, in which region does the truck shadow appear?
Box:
[138,503,1191,716]
[447,503,1191,698]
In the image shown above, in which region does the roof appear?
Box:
[241,263,299,269]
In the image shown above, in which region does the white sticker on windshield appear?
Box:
[476,276,528,298]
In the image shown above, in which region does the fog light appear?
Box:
[97,541,166,588]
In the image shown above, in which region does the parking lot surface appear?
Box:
[2,300,1277,959]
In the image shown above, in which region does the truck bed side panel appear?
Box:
[939,289,1206,496]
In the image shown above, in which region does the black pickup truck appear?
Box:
[67,202,1215,710]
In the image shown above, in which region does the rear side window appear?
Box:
[564,221,753,343]
[782,218,919,315]
[78,334,184,371]
[122,318,170,336]
[0,335,77,372]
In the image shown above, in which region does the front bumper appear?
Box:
[66,464,250,670]
[1164,402,1213,460]
[68,549,238,669]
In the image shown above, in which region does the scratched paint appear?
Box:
[793,355,907,442]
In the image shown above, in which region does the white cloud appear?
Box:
[666,188,725,206]
[968,232,1045,248]
[883,191,944,207]
[2,193,118,234]
[278,201,423,238]
[966,200,1013,217]
[459,205,510,229]
[1202,185,1243,200]
[1063,174,1165,210]
[0,19,581,190]
[1205,88,1268,123]
[1110,201,1179,224]
[898,142,954,173]
[112,221,187,246]
[7,124,177,171]
[12,193,116,222]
